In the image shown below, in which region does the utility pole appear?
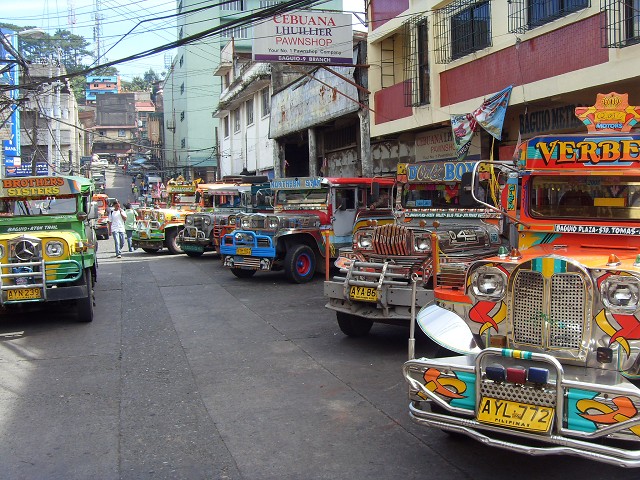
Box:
[53,48,62,174]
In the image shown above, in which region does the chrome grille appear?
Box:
[512,270,544,345]
[438,262,465,288]
[372,224,411,256]
[549,274,584,349]
[192,216,205,229]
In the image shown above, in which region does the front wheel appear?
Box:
[284,244,316,284]
[166,229,183,255]
[185,250,203,258]
[77,269,94,323]
[336,312,373,337]
[231,268,256,279]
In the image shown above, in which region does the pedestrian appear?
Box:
[108,200,127,258]
[133,185,139,198]
[131,180,135,194]
[123,202,137,252]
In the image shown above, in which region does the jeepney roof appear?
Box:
[207,183,251,194]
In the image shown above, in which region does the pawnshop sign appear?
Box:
[253,11,353,64]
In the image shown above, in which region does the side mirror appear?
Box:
[87,202,99,220]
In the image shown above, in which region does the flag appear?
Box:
[473,85,513,140]
[450,113,477,160]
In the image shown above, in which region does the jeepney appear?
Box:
[92,193,110,240]
[177,176,272,257]
[220,176,394,283]
[132,177,212,254]
[324,162,505,337]
[0,175,98,322]
[403,93,640,467]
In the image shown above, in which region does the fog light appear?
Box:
[506,367,527,384]
[527,367,549,385]
[485,364,505,383]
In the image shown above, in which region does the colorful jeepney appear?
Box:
[324,161,504,337]
[132,177,209,254]
[220,176,394,283]
[92,193,110,240]
[177,177,272,257]
[0,175,98,322]
[403,93,640,466]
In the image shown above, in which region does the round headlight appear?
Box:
[185,217,194,225]
[204,217,211,226]
[357,233,373,249]
[471,267,506,299]
[414,236,431,252]
[267,216,279,229]
[46,241,64,257]
[228,215,236,225]
[241,218,251,229]
[601,275,640,313]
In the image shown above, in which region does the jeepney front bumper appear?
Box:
[178,227,215,252]
[220,230,275,271]
[323,259,434,322]
[0,258,87,305]
[403,348,640,468]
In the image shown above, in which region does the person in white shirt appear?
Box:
[108,200,127,258]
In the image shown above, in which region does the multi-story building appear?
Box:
[163,0,342,182]
[19,62,84,176]
[367,0,640,164]
[93,93,137,163]
[85,76,120,104]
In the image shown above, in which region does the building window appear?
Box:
[223,72,230,89]
[93,83,99,87]
[224,115,230,137]
[141,131,148,139]
[180,111,185,122]
[246,99,254,125]
[220,26,249,38]
[180,83,185,94]
[179,55,184,67]
[260,0,281,6]
[508,0,589,33]
[403,15,430,107]
[221,0,244,10]
[601,0,639,48]
[261,88,270,117]
[118,129,125,137]
[233,109,241,132]
[181,138,186,148]
[379,35,397,88]
[98,130,106,136]
[433,0,492,63]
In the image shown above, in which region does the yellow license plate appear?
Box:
[236,247,252,255]
[349,286,378,302]
[7,288,41,301]
[477,397,554,433]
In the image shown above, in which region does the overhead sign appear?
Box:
[0,27,21,160]
[253,11,353,64]
[270,177,323,189]
[0,177,81,197]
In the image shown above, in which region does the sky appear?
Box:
[4,0,366,81]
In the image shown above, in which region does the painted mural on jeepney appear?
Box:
[401,161,479,183]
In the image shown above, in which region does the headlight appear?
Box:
[602,275,640,313]
[267,216,279,229]
[45,241,64,257]
[228,215,236,226]
[471,267,506,299]
[185,217,194,225]
[241,217,251,229]
[356,233,373,249]
[204,217,211,226]
[414,235,431,252]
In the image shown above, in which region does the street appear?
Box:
[0,168,638,479]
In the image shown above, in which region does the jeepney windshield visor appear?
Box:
[529,175,640,220]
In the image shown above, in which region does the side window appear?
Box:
[336,189,356,210]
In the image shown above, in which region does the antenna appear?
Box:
[67,0,77,32]
[93,0,103,63]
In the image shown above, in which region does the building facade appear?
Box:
[367,0,640,165]
[85,76,121,104]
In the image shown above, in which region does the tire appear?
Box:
[284,244,316,284]
[231,268,256,279]
[142,248,160,253]
[77,269,94,323]
[336,311,373,337]
[185,250,204,258]
[166,228,182,255]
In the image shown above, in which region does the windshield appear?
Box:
[403,183,469,209]
[0,196,78,216]
[276,188,328,207]
[213,193,242,208]
[169,193,196,206]
[529,175,640,220]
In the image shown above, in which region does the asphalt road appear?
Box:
[0,168,639,479]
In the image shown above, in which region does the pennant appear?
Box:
[450,113,477,160]
[473,85,513,140]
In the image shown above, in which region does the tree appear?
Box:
[121,68,163,92]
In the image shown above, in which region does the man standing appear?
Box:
[108,200,127,258]
[123,203,137,252]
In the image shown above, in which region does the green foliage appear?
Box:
[121,68,163,92]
